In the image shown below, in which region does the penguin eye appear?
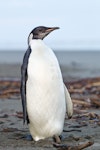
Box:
[38,29,43,32]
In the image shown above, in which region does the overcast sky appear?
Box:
[0,0,100,50]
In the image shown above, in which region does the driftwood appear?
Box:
[0,79,20,99]
[65,77,100,108]
[90,98,100,107]
[72,99,91,107]
[54,141,94,150]
[0,77,100,109]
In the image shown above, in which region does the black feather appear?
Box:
[20,46,31,124]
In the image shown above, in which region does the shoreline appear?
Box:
[0,50,100,81]
[0,63,100,82]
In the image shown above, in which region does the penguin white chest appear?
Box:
[26,40,66,141]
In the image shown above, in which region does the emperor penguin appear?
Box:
[21,26,73,142]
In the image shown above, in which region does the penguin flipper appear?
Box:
[64,84,73,118]
[20,47,31,124]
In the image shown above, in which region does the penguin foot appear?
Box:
[53,135,70,148]
[59,135,65,141]
[53,135,61,144]
[21,134,33,141]
[53,135,69,148]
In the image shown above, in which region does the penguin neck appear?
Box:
[29,39,48,55]
[29,39,42,45]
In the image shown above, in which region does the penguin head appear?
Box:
[28,26,59,44]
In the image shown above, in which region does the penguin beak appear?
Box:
[40,27,60,39]
[46,27,60,33]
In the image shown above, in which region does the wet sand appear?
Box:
[0,98,100,150]
[0,63,100,149]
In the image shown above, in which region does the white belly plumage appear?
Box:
[26,40,66,141]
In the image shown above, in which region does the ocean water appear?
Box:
[0,50,100,79]
[0,50,99,67]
